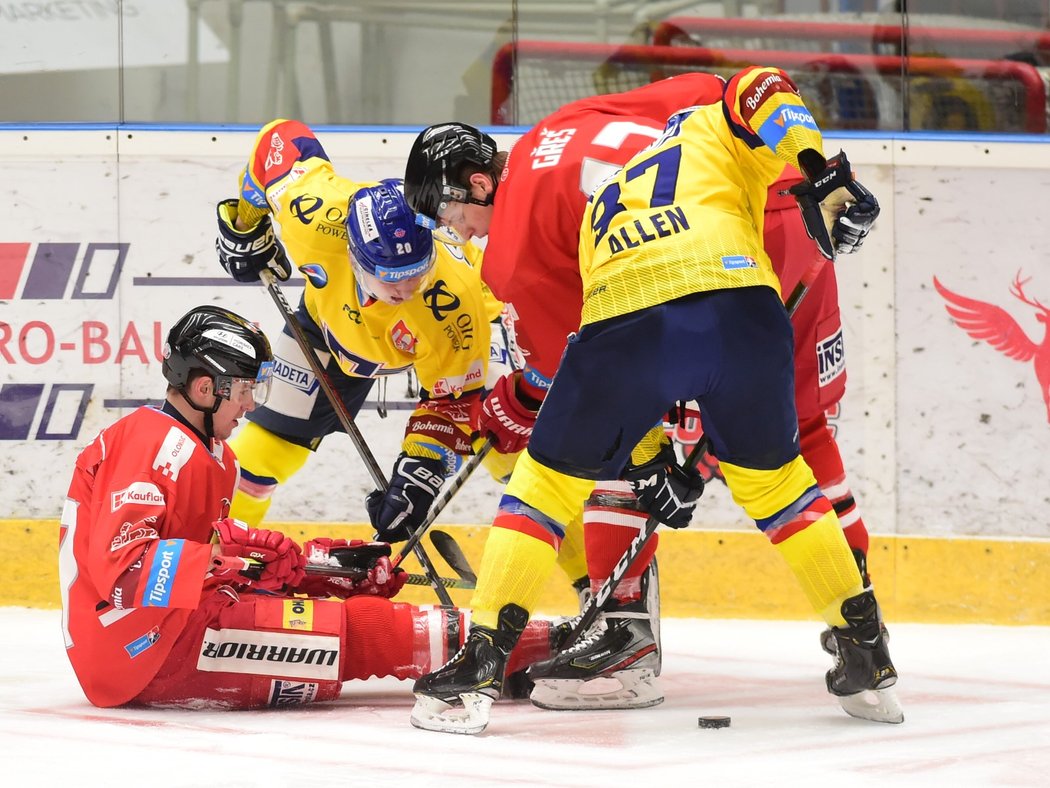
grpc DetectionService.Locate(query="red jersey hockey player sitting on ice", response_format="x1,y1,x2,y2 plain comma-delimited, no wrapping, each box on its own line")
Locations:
404,73,880,710
59,305,557,710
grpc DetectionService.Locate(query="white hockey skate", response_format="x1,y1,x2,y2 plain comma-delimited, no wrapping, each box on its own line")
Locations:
529,560,663,710
410,693,494,736
836,685,905,724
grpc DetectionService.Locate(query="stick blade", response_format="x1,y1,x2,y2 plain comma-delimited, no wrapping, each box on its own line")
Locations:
430,530,477,583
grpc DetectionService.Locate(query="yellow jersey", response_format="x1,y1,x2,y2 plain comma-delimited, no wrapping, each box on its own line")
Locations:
239,119,503,398
578,66,825,326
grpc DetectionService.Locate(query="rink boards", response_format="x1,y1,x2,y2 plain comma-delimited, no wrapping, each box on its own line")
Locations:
0,127,1047,622
5,519,1048,625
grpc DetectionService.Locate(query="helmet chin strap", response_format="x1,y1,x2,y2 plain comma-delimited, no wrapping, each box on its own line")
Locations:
178,383,223,441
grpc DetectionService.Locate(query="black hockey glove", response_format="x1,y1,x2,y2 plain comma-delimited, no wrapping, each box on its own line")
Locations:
788,150,858,261
365,454,445,542
215,198,292,283
623,444,704,528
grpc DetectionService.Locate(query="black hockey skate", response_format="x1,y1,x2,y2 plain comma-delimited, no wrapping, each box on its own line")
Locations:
527,562,663,710
825,589,904,724
820,549,889,655
410,603,528,735
503,575,595,701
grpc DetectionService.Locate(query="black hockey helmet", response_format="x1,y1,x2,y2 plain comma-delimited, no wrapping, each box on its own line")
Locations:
404,122,498,222
162,305,273,409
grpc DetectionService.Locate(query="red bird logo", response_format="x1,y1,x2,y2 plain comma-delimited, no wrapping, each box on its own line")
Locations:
934,271,1050,423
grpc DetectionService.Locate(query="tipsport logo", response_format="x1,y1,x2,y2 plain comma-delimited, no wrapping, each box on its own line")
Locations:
934,271,1050,424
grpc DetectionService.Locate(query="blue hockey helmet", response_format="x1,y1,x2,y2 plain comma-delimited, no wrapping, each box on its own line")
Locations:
346,179,436,285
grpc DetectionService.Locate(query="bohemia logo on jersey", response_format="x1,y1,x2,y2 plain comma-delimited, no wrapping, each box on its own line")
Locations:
934,270,1050,423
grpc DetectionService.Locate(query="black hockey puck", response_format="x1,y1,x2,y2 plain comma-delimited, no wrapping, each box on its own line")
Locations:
697,715,731,729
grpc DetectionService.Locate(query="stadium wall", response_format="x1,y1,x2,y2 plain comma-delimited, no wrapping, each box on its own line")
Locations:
0,127,1047,623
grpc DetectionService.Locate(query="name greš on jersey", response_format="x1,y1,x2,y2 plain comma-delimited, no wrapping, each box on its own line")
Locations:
606,207,690,255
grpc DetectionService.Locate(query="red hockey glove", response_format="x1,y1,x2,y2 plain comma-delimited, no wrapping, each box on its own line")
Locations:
476,371,539,454
696,447,725,486
213,518,306,591
293,538,407,599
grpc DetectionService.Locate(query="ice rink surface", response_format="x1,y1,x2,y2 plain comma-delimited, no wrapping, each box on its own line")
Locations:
2,608,1048,787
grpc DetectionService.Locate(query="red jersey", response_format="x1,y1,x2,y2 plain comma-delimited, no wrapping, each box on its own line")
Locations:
59,405,237,707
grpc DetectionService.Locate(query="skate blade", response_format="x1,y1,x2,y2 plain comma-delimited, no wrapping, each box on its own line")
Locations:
530,670,664,711
410,692,494,735
837,686,904,724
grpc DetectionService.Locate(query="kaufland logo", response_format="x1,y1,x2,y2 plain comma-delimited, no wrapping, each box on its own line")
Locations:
111,482,166,512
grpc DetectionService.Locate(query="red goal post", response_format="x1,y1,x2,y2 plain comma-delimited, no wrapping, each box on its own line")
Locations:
490,40,1046,133
652,15,1050,61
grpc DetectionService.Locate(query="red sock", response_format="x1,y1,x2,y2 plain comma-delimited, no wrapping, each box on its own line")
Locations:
798,411,870,559
583,482,658,602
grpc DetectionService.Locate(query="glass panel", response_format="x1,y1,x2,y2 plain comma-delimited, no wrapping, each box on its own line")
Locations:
0,1,1048,133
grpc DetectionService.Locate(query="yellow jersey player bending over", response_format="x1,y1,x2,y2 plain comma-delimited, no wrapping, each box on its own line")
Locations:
213,120,537,546
410,67,902,734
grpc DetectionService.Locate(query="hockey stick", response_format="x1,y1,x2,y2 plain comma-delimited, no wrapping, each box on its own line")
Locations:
258,269,387,489
549,262,825,653
390,439,491,592
302,563,476,590
257,267,454,607
429,530,478,584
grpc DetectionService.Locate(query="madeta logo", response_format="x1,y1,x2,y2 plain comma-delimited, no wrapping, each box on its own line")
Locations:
934,271,1050,423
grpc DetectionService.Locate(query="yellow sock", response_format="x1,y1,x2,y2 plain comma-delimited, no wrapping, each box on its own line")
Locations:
556,512,588,586
721,455,863,626
469,527,559,629
774,511,864,625
228,422,311,527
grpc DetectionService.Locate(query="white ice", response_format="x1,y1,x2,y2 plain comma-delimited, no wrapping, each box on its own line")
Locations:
2,608,1048,787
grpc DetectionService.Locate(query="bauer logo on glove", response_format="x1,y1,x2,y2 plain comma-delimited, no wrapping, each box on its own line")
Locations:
215,198,293,283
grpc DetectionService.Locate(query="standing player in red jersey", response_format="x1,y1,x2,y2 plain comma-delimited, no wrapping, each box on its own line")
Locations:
404,72,880,710
59,305,558,710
